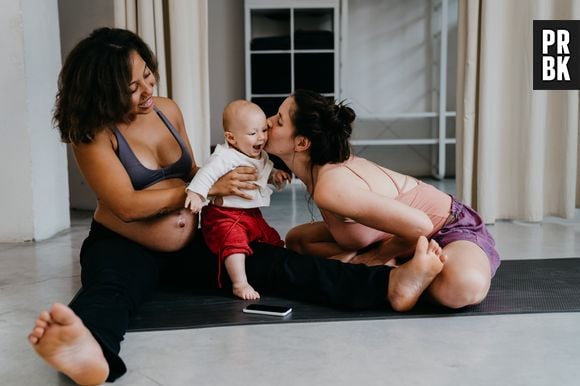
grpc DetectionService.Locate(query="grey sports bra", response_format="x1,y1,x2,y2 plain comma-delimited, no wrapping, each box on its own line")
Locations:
113,107,192,190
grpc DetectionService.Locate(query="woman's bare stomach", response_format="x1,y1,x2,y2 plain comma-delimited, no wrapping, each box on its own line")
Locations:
93,179,198,252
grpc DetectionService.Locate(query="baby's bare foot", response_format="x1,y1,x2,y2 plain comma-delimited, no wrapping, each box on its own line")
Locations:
233,282,261,300
387,237,445,312
28,303,109,385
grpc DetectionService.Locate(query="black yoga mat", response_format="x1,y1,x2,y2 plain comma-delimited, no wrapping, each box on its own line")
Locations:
127,258,580,332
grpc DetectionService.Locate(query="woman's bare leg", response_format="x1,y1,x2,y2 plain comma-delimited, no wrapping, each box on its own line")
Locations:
286,222,355,261
28,303,109,386
427,240,492,309
387,236,446,312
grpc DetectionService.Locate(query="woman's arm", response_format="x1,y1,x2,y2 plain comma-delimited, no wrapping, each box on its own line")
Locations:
73,131,186,222
313,170,433,241
351,237,416,266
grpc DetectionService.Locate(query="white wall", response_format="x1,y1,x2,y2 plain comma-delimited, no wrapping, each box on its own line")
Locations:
344,0,457,176
208,0,245,145
58,0,114,56
58,0,115,210
206,0,457,176
0,0,69,241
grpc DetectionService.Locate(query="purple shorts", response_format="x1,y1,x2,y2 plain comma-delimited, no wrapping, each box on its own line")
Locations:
431,196,501,277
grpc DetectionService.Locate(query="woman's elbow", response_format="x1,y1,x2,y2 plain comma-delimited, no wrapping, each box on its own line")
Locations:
115,208,137,222
421,218,434,236
409,216,433,238
110,203,142,223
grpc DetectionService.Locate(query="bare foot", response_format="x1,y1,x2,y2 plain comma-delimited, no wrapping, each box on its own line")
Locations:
387,237,446,312
233,282,261,300
28,303,109,385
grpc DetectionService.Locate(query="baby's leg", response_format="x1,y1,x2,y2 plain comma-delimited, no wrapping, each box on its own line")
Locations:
225,253,260,300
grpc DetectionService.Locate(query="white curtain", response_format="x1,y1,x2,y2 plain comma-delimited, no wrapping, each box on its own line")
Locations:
114,0,211,164
456,0,580,223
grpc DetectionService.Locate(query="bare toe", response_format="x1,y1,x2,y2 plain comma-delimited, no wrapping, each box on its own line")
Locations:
428,239,440,253
387,236,444,312
246,290,260,300
29,316,49,343
416,236,429,254
29,303,109,385
39,310,52,323
32,326,45,338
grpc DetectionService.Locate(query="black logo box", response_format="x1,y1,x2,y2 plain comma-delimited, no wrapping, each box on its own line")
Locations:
533,20,580,90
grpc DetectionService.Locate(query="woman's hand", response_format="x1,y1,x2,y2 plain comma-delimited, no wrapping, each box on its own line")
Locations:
209,166,258,200
350,236,416,266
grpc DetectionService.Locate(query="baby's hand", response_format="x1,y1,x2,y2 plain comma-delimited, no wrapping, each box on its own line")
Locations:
185,191,204,213
271,169,291,190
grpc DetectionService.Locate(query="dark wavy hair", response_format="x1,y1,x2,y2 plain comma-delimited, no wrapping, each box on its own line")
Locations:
290,89,355,165
53,27,159,144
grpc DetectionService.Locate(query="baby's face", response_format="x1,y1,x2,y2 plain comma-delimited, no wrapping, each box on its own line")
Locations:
228,108,268,159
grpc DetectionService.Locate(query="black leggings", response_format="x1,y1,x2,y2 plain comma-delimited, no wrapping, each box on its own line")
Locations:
70,220,391,382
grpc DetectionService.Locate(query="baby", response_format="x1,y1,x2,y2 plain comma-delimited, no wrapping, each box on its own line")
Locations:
185,100,290,300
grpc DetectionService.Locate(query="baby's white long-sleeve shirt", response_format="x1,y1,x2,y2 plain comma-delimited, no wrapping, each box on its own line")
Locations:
186,143,285,208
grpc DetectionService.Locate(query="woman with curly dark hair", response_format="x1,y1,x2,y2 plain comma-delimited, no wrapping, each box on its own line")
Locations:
27,27,261,384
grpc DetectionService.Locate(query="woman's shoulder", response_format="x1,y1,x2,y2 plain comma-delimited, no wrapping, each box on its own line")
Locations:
153,97,181,117
314,160,356,200
153,97,185,129
321,156,394,176
72,128,117,159
153,96,176,108
315,156,384,194
317,157,360,180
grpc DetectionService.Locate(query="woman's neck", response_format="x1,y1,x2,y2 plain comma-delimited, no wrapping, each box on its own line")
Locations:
280,153,319,194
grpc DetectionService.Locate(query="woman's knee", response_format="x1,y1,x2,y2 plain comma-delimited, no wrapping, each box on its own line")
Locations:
429,268,490,309
285,226,305,253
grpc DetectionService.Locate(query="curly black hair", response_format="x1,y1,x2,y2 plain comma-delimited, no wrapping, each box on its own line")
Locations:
53,28,159,144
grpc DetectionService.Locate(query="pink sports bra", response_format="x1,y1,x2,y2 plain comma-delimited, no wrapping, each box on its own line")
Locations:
320,162,452,251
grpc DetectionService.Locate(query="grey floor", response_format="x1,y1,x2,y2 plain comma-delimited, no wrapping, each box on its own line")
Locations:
2,180,580,386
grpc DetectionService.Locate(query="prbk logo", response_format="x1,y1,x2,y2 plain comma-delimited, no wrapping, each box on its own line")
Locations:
533,20,580,90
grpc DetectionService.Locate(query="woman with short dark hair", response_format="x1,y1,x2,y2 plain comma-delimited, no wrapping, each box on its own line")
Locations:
267,89,500,310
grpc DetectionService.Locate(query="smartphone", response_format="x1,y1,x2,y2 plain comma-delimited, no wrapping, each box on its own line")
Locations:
242,303,293,317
